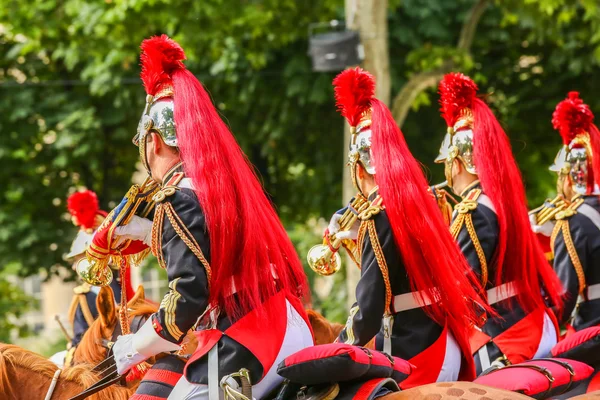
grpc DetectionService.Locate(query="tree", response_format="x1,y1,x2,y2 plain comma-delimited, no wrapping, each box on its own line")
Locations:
0,0,345,276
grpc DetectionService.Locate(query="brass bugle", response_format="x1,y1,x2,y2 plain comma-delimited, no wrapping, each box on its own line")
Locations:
76,176,159,287
75,258,113,286
308,195,369,276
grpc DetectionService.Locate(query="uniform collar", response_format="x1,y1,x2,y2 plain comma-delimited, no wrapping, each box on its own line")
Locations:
459,179,481,198
367,185,380,202
162,161,184,187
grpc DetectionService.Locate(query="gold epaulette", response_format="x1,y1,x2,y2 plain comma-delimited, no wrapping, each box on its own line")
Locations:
358,195,384,221
555,196,585,221
551,196,586,294
450,188,488,287
152,186,179,203
73,282,91,295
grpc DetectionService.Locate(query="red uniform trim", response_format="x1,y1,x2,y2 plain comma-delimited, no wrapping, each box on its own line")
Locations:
352,378,386,400
493,307,545,364
142,368,182,387
588,371,600,392
186,291,301,381
130,395,168,400
399,324,448,389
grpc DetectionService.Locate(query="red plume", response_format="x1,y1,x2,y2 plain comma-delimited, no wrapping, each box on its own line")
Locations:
67,190,100,230
333,67,376,127
438,72,478,128
552,91,594,145
140,34,186,96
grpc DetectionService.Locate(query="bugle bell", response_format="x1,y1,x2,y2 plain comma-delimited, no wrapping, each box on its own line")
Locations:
307,195,369,276
75,257,113,286
307,244,342,276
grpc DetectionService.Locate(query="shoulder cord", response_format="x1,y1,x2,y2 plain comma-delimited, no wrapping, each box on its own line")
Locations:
552,219,586,294
366,219,393,315
152,202,213,289
449,190,488,288
78,295,95,327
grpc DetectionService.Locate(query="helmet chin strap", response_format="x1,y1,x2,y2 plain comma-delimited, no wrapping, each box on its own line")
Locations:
444,145,460,191
138,131,152,176
350,154,368,198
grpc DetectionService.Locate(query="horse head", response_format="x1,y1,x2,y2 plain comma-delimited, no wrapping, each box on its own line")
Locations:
72,285,157,365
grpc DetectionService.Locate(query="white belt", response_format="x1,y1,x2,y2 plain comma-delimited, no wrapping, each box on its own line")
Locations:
586,283,600,301
392,282,518,313
392,290,435,312
487,282,518,305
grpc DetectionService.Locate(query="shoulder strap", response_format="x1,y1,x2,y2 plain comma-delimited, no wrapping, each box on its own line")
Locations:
551,218,586,294
450,188,488,287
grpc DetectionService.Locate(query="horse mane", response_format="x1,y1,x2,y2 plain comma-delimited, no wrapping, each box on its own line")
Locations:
76,300,158,365
0,343,129,400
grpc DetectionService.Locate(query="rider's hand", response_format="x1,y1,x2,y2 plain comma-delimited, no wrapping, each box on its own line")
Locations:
529,214,555,237
113,334,148,375
114,216,153,246
327,209,359,241
113,318,180,375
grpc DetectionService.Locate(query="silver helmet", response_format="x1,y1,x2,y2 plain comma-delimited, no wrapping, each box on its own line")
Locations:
133,88,177,173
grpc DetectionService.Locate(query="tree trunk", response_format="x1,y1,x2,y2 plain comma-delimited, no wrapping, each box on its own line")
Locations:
343,0,390,308
391,0,489,127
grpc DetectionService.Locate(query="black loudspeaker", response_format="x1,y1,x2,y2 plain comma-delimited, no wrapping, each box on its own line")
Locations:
309,26,363,72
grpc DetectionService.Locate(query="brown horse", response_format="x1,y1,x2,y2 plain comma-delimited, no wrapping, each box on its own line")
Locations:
0,343,131,400
72,285,157,365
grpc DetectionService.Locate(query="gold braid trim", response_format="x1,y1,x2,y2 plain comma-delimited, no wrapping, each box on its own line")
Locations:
450,214,465,240
464,214,488,287
366,219,392,315
78,295,95,327
163,202,212,289
554,219,586,294
151,203,167,269
356,220,369,268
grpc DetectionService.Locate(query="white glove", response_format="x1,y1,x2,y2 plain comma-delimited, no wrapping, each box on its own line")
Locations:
113,333,147,375
114,216,153,246
327,212,359,241
113,318,180,375
529,214,555,238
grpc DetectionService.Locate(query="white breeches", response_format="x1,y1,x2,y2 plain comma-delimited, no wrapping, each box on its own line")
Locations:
435,331,461,382
168,300,313,400
532,311,558,359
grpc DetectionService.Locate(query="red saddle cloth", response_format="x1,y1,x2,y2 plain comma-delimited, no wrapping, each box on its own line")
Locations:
473,358,593,399
130,355,185,400
277,343,413,386
551,326,600,367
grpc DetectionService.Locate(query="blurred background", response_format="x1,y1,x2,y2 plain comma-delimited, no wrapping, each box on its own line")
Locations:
0,0,599,354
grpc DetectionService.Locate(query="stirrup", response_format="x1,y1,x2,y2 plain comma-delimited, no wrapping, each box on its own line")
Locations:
296,383,339,400
221,368,253,400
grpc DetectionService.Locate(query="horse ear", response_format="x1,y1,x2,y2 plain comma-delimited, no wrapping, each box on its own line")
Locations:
96,286,117,327
127,285,146,307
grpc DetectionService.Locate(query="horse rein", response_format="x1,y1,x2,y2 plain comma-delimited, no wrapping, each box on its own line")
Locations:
67,313,148,400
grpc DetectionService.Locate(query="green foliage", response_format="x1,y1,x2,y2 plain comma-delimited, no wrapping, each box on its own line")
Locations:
0,0,344,276
392,0,600,207
0,277,36,342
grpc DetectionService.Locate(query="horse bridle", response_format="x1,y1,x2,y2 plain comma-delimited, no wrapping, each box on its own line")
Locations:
68,313,148,400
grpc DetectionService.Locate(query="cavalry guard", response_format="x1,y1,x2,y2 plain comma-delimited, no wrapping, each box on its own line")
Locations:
62,190,130,366
435,72,564,374
328,67,488,387
548,92,600,333
110,35,313,400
